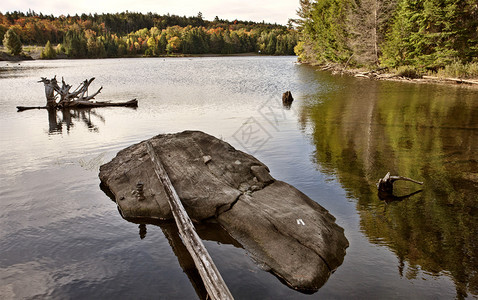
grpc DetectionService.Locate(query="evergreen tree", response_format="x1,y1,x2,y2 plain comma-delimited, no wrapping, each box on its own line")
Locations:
0,24,8,42
158,33,168,54
103,36,119,57
381,0,478,69
3,28,22,55
86,36,106,58
208,31,225,53
117,44,126,56
265,33,277,54
40,40,56,59
63,29,87,58
305,0,354,64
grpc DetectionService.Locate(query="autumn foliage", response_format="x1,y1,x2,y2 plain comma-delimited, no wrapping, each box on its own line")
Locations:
0,11,298,58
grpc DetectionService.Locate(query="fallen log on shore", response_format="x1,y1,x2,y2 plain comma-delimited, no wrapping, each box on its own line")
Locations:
422,75,478,85
99,131,349,293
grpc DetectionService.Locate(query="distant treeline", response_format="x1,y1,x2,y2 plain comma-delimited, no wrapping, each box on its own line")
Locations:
0,11,298,57
295,0,478,74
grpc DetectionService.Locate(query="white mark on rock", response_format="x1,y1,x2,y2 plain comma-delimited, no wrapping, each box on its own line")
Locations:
297,218,305,226
203,155,212,164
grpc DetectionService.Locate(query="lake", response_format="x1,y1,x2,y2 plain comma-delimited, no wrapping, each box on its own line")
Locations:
0,56,477,299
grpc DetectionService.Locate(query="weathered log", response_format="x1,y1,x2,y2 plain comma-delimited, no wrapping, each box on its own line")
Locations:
377,172,423,195
282,91,294,108
145,141,234,300
355,73,370,78
60,99,137,108
422,76,478,85
17,99,138,112
16,106,48,112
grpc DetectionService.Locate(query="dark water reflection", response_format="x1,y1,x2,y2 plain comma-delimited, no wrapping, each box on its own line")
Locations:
44,107,137,134
300,72,478,298
122,218,242,300
46,108,105,134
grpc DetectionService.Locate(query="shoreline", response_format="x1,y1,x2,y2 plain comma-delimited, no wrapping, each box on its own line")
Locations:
0,51,268,62
305,62,478,89
2,51,477,89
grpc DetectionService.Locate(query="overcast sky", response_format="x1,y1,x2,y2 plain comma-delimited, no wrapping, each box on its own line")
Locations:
1,0,299,25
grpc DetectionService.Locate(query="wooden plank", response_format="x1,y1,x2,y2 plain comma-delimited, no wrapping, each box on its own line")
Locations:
146,141,234,300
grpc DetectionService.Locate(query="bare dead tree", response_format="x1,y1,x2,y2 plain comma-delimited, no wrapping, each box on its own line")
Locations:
38,76,103,107
347,0,397,67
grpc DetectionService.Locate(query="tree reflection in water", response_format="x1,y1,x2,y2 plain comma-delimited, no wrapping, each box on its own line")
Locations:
300,74,478,298
47,107,105,134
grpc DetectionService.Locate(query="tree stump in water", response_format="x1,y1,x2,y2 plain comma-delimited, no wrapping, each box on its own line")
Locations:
377,172,423,195
282,91,294,108
39,77,57,107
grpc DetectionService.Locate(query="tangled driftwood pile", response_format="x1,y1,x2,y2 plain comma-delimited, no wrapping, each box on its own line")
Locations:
17,76,137,111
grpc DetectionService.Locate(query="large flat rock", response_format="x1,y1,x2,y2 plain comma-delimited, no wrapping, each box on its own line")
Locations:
99,130,348,292
218,181,348,290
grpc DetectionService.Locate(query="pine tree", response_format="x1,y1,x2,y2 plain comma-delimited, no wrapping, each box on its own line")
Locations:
296,0,314,31
158,33,167,54
3,28,22,55
40,40,56,59
63,29,87,58
86,36,106,58
381,0,478,69
310,0,353,64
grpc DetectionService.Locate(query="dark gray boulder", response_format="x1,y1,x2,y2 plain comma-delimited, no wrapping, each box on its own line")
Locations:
99,130,348,292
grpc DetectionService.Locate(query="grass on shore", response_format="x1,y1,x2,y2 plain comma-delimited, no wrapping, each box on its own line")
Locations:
434,61,478,79
393,62,478,80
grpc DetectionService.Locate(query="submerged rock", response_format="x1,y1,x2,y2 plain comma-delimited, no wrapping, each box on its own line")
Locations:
99,130,348,292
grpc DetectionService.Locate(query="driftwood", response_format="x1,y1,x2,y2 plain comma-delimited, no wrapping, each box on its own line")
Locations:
39,76,103,106
145,141,234,300
377,172,423,195
422,76,478,85
16,77,138,111
17,99,138,112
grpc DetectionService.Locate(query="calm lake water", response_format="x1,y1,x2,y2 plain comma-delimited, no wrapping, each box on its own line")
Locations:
0,56,477,299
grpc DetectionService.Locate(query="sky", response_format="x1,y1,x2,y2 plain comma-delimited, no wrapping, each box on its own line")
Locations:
1,0,299,25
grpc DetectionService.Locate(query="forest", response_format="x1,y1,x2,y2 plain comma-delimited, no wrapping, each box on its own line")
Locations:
295,0,478,77
0,11,298,58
